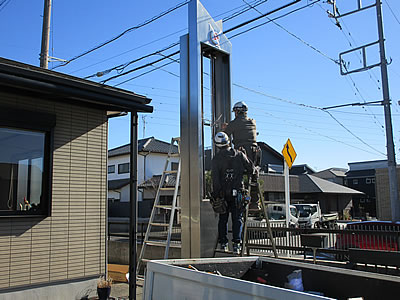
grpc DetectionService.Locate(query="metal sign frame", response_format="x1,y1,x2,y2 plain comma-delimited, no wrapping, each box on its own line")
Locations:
180,0,232,258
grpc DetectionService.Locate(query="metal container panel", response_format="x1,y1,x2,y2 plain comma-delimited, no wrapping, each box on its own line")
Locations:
143,257,333,300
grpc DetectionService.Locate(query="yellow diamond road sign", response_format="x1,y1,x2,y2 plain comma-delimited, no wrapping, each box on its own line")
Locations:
282,138,297,169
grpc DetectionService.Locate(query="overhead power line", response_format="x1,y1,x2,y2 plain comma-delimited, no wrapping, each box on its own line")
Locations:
101,50,179,84
232,82,386,156
227,0,320,39
114,60,176,87
96,0,320,84
324,110,386,156
384,0,400,26
51,0,190,69
262,110,386,157
241,0,338,65
223,0,302,35
70,29,185,75
0,0,12,12
71,0,271,75
84,42,179,79
222,0,270,22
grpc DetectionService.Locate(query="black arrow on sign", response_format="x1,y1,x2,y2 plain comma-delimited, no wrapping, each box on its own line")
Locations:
286,144,293,163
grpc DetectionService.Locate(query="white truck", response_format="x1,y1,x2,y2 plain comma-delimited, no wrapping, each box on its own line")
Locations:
293,203,338,229
267,204,299,227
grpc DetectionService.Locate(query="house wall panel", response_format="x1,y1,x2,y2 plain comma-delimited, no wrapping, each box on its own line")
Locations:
376,167,400,220
0,96,107,289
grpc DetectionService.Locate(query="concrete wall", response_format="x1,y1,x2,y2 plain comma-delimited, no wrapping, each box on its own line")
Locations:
375,167,400,220
0,93,107,292
108,240,181,265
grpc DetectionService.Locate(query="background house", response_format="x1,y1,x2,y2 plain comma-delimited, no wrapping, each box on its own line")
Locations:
258,141,284,173
289,164,316,176
345,160,388,218
0,58,151,299
294,174,363,217
107,137,178,218
314,168,347,185
260,173,362,218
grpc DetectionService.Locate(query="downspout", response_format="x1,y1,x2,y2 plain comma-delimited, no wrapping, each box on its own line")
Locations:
129,112,138,300
138,151,150,202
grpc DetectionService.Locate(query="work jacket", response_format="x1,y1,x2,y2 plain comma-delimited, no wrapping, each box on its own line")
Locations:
211,147,254,199
224,114,257,148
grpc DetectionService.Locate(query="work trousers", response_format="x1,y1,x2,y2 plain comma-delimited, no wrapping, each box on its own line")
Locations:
218,197,243,244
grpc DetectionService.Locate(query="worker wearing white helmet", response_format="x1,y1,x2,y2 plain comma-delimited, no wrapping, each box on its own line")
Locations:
223,101,257,150
211,132,254,254
222,101,261,210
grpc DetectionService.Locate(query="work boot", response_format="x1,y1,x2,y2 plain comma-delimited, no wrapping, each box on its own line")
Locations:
232,242,241,255
219,243,228,252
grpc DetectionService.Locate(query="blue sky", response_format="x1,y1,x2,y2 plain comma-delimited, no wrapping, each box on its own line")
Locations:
1,0,399,171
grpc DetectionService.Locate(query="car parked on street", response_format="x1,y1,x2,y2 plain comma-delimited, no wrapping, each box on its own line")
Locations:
335,221,400,260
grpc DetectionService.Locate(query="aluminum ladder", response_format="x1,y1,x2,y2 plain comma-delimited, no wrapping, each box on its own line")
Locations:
241,182,278,258
137,137,181,275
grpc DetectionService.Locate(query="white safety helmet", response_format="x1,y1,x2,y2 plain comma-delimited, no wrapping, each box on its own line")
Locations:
232,101,248,113
214,132,229,148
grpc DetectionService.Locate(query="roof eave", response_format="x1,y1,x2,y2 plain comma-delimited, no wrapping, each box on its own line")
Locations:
0,58,153,113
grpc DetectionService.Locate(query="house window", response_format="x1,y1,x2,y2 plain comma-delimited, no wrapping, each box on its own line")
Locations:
171,162,179,171
118,163,130,174
353,179,358,185
0,107,55,217
366,178,371,184
372,178,375,183
108,165,115,174
0,129,52,216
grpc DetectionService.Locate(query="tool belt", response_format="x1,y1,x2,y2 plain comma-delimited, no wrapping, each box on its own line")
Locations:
210,196,227,214
234,189,250,213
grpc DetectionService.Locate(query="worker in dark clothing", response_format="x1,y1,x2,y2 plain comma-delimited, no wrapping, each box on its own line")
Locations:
211,132,254,254
222,101,261,210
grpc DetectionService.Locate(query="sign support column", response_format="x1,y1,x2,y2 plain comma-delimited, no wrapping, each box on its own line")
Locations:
282,138,297,248
284,161,290,229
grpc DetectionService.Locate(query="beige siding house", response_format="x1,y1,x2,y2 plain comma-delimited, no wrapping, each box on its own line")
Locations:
0,58,152,299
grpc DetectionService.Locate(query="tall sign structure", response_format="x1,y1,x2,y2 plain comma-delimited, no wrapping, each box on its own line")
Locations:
180,0,232,258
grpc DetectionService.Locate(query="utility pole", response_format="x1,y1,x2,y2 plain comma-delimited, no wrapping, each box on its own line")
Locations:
376,0,399,221
40,0,52,69
331,0,399,221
